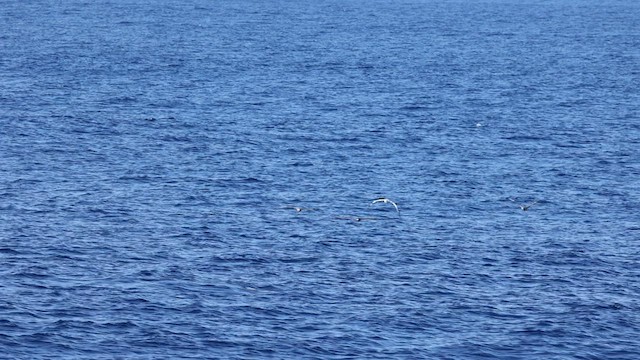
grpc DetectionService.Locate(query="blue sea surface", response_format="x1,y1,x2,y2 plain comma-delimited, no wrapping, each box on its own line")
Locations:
1,0,640,358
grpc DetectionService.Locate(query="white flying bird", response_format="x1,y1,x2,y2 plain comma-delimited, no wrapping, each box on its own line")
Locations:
371,197,399,212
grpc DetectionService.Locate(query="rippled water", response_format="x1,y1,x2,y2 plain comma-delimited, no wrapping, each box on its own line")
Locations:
2,0,640,358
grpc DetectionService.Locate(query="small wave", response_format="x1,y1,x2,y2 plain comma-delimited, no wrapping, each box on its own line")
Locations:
503,134,550,141
399,105,431,111
278,256,319,264
117,175,157,182
241,177,263,183
159,135,193,142
290,161,314,167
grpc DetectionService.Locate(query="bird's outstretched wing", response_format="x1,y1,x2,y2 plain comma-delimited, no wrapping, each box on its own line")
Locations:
371,198,399,212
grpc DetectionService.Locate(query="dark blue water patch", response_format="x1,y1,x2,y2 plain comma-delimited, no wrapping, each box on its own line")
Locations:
0,248,20,255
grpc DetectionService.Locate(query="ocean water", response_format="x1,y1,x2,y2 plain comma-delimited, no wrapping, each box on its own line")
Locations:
1,0,639,358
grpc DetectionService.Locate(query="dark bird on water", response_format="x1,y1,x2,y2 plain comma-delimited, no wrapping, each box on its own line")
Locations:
284,206,317,212
335,215,378,222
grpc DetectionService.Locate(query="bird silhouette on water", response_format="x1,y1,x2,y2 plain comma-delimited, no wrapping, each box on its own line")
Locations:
334,215,379,222
519,200,538,211
507,197,539,211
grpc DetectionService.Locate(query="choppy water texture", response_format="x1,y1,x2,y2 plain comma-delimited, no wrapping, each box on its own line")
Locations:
2,0,640,358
